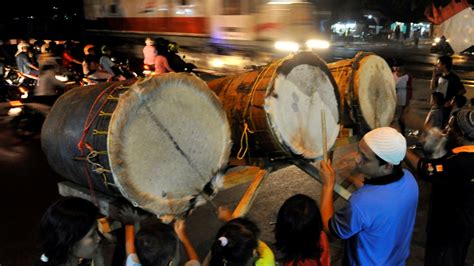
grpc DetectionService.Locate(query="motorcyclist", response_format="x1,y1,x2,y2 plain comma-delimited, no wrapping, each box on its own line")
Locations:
143,38,157,71
82,44,113,83
99,45,125,80
15,42,39,76
61,41,82,73
166,42,196,72
34,63,65,106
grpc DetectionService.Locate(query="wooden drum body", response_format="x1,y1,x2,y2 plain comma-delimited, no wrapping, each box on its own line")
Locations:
207,51,341,160
328,52,396,133
41,74,231,216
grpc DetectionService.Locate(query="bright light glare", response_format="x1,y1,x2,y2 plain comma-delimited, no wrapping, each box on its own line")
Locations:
306,39,330,49
210,58,224,68
274,41,300,52
55,75,68,82
434,37,441,43
8,107,23,117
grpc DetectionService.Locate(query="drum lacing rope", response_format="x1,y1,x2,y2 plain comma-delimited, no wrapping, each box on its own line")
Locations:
76,84,126,205
237,58,284,160
85,150,114,188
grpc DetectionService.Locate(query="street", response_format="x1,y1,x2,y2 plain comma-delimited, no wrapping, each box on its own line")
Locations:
0,42,473,265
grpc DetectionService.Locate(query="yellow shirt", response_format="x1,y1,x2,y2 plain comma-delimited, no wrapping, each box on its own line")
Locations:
255,240,275,266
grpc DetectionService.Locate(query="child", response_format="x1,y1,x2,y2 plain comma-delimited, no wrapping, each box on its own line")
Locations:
120,206,199,266
204,207,275,266
274,194,330,266
424,92,444,130
38,197,102,265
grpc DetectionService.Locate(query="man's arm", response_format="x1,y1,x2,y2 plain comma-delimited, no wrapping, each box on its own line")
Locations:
430,68,439,91
319,160,335,233
174,219,199,262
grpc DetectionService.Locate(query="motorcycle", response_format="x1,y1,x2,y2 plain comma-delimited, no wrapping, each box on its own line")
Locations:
1,66,23,102
7,70,76,139
111,58,138,79
430,36,454,55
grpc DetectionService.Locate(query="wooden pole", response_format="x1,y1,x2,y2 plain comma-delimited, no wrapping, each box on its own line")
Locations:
232,168,270,218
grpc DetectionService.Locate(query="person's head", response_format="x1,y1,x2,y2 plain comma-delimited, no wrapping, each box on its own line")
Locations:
135,217,178,266
210,218,260,266
18,42,29,52
450,95,467,109
436,55,453,72
392,59,405,76
40,43,50,54
357,127,406,177
430,92,445,107
168,42,179,54
83,44,95,55
422,127,448,158
101,45,111,55
39,197,100,265
274,194,323,263
145,38,155,46
447,109,474,145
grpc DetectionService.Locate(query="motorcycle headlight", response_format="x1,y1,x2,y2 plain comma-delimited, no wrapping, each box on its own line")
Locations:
306,39,330,49
55,75,68,82
274,41,300,52
210,58,224,68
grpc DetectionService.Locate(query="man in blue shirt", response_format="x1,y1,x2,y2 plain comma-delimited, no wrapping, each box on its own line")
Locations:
15,43,39,76
320,127,419,265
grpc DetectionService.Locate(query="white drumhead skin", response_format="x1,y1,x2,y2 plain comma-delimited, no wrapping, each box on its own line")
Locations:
356,55,396,129
108,74,231,215
266,64,339,159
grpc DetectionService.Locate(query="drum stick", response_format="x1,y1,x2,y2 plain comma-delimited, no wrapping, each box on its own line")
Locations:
321,109,328,162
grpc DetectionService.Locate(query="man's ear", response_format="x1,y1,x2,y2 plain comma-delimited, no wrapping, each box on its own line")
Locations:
381,163,394,174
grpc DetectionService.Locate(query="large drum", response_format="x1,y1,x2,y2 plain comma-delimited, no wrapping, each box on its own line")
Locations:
207,51,341,160
327,52,396,133
41,74,232,216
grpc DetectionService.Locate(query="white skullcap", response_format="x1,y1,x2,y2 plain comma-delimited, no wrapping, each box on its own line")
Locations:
362,127,407,165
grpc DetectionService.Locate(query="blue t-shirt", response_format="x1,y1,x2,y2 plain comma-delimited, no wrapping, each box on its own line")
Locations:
330,169,419,266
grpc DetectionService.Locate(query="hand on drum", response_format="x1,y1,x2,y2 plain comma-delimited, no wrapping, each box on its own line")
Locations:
217,206,233,222
319,159,336,188
118,205,150,225
174,219,188,241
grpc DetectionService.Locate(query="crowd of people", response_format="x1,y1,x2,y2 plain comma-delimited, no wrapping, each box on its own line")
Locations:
17,41,471,265
4,37,195,103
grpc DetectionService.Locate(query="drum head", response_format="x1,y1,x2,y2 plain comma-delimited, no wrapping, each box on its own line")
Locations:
108,74,231,215
355,54,396,129
266,52,340,159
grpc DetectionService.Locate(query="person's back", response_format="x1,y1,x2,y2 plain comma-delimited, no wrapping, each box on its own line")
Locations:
154,54,174,74
143,38,157,67
337,169,418,265
99,45,119,77
35,64,65,99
